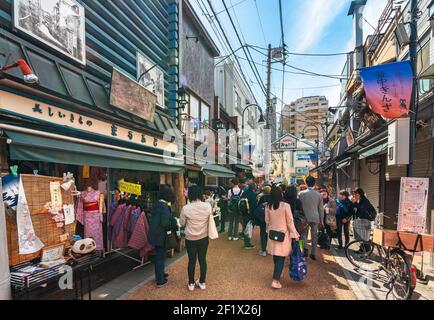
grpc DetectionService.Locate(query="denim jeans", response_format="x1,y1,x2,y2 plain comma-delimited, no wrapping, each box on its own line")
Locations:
337,219,350,247
186,237,209,284
302,222,319,256
154,245,166,284
259,223,268,251
273,256,285,280
228,210,240,238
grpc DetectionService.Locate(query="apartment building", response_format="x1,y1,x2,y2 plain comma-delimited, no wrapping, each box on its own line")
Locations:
281,96,330,141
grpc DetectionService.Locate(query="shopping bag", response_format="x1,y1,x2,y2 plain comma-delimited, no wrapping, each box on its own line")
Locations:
208,214,219,240
289,240,307,282
244,220,253,239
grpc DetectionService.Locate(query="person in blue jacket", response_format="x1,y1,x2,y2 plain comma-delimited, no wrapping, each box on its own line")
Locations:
148,185,177,288
335,190,353,249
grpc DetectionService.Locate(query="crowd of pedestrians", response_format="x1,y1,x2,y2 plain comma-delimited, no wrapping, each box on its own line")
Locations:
146,176,377,291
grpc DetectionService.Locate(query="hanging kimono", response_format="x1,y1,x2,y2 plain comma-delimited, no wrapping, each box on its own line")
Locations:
76,190,105,250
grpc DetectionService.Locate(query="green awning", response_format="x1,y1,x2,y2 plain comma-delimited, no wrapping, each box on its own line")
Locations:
235,163,252,171
6,131,184,173
358,143,388,160
202,164,235,178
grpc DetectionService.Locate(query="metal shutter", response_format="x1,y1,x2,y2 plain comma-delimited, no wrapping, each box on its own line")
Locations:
359,159,381,212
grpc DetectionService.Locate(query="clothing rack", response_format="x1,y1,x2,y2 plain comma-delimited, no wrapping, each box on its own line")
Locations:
105,177,154,270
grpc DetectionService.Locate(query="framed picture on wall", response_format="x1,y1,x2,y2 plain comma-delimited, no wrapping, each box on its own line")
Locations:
13,0,86,65
137,52,165,107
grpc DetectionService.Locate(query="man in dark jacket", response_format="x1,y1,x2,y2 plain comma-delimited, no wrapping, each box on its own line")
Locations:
241,182,258,249
352,188,377,252
148,185,176,288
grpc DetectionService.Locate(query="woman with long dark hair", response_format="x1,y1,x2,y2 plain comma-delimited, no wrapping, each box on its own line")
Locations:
266,186,300,289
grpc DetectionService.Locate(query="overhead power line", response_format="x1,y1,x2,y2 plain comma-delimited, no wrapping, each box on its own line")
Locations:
221,0,267,96
204,0,261,104
253,0,267,47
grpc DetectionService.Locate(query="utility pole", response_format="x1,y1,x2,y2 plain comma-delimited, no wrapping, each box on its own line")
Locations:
264,44,272,183
407,0,418,178
265,44,272,132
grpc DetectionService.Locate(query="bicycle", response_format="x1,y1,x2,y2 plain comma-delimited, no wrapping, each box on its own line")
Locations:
344,213,417,300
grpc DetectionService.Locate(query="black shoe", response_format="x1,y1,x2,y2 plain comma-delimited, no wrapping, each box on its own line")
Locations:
309,254,316,261
303,249,309,258
157,279,168,288
338,245,343,250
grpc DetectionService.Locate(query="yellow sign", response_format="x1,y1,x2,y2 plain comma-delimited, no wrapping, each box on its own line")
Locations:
118,180,142,196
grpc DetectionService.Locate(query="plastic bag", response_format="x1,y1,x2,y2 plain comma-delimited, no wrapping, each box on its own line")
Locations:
244,220,254,239
289,240,307,282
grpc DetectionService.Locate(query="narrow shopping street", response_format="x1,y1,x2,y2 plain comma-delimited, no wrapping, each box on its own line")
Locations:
124,229,356,300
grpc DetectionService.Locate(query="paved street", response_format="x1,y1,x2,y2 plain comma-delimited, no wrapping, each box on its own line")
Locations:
122,229,356,300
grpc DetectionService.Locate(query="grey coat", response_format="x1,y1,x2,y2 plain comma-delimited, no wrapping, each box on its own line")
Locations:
298,188,324,224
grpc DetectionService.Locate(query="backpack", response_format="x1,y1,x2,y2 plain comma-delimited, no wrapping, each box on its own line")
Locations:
318,230,330,250
228,188,242,213
253,203,266,225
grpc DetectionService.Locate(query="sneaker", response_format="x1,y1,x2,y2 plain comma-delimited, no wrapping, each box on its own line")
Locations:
228,236,233,241
233,237,239,241
259,250,267,257
188,283,195,292
271,280,282,289
156,279,168,288
195,280,206,290
244,245,255,250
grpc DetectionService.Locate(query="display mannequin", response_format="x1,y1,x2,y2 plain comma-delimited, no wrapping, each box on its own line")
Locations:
76,186,105,251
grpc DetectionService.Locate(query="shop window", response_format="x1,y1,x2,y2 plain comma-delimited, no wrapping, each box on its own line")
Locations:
205,176,218,186
201,103,210,125
190,95,200,120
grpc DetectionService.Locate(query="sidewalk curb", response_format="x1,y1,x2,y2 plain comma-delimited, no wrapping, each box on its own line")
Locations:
117,252,187,300
330,247,368,300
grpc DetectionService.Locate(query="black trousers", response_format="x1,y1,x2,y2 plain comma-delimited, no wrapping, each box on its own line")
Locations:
273,256,285,280
259,222,267,251
186,237,209,284
337,219,350,247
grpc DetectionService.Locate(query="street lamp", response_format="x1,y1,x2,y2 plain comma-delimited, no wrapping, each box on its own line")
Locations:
241,103,266,139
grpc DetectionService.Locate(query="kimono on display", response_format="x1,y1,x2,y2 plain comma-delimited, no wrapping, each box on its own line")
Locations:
108,202,155,257
76,188,105,250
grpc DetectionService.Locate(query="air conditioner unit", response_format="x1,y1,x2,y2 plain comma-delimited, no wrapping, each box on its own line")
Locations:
388,117,409,166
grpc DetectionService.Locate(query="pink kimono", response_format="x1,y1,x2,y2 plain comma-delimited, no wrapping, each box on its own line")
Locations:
265,202,300,257
77,190,105,250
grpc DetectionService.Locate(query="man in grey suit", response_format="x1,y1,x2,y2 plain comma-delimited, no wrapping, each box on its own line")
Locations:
298,176,324,260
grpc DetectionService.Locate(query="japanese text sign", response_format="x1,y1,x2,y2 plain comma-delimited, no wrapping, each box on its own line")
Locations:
360,61,413,119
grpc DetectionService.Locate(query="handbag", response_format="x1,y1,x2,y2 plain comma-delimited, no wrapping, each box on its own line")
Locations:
208,214,219,240
165,230,178,250
269,230,285,242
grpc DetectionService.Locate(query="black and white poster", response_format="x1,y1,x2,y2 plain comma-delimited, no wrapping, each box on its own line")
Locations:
13,0,86,65
137,52,165,107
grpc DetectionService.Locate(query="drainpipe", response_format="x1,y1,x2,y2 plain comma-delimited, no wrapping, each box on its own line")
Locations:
0,175,11,300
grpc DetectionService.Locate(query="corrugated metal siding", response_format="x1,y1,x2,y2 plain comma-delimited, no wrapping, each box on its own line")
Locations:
359,159,381,212
0,0,170,106
414,139,433,177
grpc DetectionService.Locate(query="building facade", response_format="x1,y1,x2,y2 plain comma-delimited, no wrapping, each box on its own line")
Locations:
280,96,330,141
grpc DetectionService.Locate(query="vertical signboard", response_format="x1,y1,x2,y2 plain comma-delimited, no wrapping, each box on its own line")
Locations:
398,177,429,234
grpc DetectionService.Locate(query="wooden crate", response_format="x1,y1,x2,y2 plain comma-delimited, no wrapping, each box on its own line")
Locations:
373,229,434,253
6,174,76,266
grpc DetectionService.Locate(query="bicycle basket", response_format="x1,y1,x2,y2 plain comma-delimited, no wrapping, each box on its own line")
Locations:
353,219,372,242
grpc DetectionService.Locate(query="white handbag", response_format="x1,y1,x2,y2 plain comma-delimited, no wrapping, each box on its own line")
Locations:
208,214,219,240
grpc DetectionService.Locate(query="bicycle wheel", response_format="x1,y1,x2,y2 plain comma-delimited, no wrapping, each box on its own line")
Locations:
387,249,414,300
345,240,382,272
